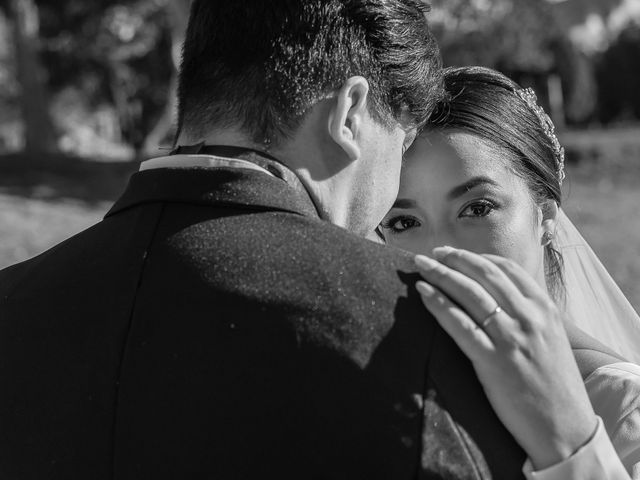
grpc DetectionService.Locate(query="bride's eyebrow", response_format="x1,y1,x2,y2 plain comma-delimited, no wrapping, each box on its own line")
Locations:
446,176,499,200
392,198,417,209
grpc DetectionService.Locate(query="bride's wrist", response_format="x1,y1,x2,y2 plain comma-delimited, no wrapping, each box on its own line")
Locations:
528,413,599,471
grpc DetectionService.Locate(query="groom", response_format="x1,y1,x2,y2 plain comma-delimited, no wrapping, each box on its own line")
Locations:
0,1,526,478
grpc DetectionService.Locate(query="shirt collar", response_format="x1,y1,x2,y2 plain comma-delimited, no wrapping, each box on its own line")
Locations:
139,154,275,177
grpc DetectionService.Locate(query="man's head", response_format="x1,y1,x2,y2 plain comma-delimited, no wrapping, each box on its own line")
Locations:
176,0,442,235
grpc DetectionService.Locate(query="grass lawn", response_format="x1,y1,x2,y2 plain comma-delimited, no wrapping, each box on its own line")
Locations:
0,193,109,265
560,127,640,313
1,133,640,313
0,154,135,271
562,177,640,312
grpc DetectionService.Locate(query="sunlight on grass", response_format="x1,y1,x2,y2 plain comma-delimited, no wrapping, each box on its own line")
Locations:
0,194,109,267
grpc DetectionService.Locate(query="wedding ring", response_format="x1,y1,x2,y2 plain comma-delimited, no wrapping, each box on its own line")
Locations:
481,306,502,329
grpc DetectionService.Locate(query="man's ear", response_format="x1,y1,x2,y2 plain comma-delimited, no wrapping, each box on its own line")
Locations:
327,76,370,161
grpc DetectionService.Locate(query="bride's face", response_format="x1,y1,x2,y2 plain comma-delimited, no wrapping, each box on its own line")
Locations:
380,130,549,287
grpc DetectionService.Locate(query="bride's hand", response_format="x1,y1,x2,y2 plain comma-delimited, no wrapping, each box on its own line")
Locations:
415,246,598,470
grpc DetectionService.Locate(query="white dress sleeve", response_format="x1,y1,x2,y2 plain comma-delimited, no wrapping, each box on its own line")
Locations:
521,361,640,480
522,417,630,479
586,362,640,478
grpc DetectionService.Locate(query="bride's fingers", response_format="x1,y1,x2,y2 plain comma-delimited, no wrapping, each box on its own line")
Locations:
415,281,494,361
431,247,526,317
415,255,503,324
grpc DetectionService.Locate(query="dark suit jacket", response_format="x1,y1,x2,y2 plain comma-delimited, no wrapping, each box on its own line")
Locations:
0,151,526,479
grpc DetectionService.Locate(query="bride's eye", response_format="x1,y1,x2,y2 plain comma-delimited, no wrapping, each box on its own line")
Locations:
459,200,495,218
380,216,420,234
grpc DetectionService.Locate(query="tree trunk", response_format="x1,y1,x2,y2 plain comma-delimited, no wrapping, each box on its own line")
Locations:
166,0,190,69
547,74,566,130
10,0,57,155
142,74,178,157
142,0,190,156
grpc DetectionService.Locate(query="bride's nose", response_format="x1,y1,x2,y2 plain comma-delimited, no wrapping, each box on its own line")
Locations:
426,229,458,255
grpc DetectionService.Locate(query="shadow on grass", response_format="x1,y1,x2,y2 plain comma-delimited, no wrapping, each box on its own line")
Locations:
0,152,140,205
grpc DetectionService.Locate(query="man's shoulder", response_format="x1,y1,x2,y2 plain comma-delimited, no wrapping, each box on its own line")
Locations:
169,208,421,300
189,207,415,269
286,213,416,270
0,260,28,296
145,205,430,335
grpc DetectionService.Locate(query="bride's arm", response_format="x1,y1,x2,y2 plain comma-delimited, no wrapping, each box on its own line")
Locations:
414,246,632,479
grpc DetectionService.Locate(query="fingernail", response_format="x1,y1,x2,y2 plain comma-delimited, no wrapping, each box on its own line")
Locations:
415,255,439,271
432,245,454,259
416,281,434,297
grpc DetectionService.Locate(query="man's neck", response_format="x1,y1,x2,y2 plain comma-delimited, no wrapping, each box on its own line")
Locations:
177,129,360,234
176,130,270,156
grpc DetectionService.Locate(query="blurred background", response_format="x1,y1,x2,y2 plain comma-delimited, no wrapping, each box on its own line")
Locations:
0,0,639,310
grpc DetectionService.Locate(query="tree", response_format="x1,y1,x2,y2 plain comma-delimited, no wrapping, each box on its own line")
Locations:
429,0,558,73
38,0,177,158
5,0,57,155
428,0,598,125
142,0,190,154
596,22,640,123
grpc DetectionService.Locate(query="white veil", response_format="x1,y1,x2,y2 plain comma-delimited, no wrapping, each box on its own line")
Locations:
556,209,640,363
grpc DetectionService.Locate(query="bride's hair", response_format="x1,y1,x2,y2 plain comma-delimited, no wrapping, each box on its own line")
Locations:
425,66,565,300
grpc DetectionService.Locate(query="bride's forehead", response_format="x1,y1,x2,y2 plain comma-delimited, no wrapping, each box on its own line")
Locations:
408,131,514,177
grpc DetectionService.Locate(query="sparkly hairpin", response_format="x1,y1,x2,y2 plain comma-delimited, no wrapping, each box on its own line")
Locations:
516,87,566,185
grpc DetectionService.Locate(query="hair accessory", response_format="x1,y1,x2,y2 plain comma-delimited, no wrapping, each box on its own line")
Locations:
542,230,554,246
515,88,566,185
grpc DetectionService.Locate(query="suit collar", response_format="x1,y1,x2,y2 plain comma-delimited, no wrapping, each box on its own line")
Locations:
106,164,319,219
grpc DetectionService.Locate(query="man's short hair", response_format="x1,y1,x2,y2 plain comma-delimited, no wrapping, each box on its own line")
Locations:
177,0,442,145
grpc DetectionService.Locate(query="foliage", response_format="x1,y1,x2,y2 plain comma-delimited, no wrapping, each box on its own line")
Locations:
37,0,176,154
596,22,640,124
428,0,600,124
429,0,561,73
1,0,639,157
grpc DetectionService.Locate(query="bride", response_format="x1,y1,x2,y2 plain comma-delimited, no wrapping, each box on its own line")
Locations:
378,66,640,478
